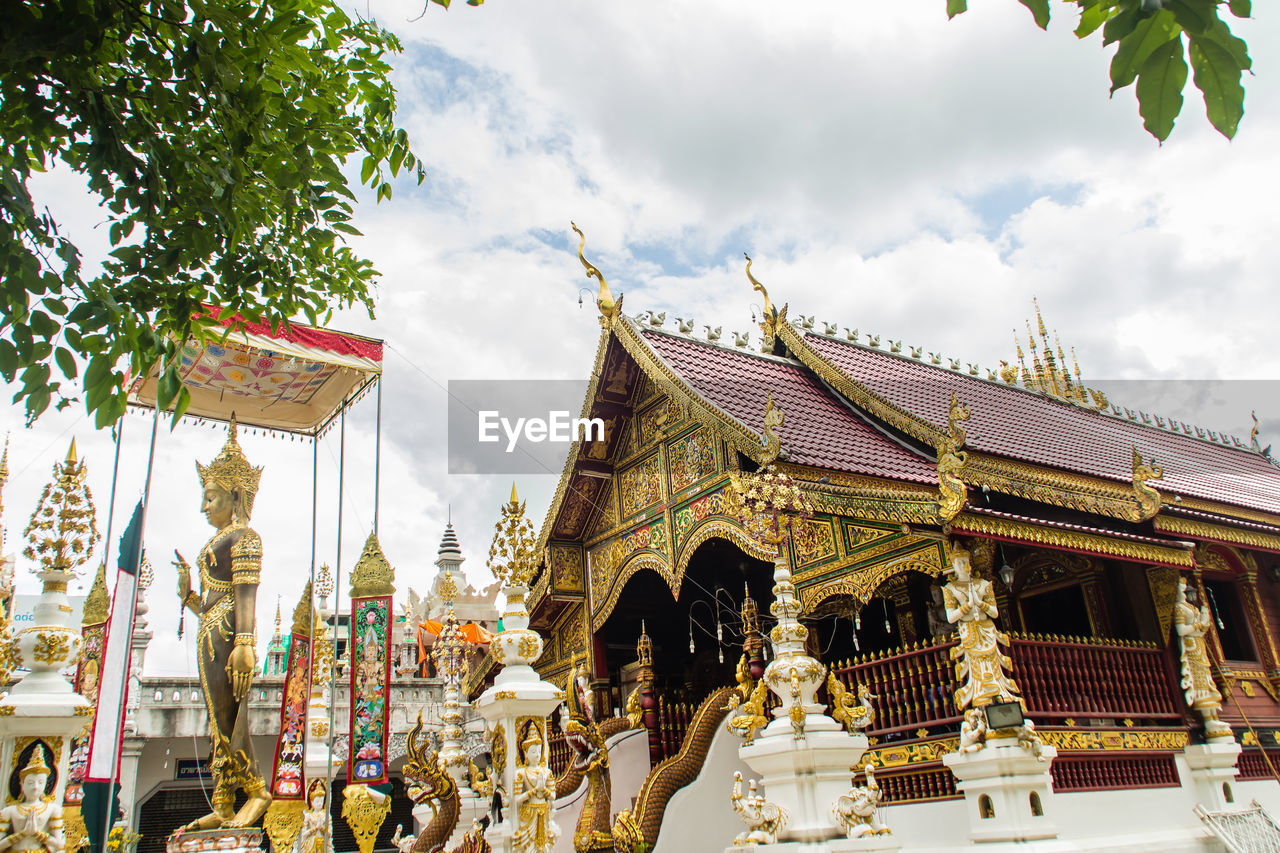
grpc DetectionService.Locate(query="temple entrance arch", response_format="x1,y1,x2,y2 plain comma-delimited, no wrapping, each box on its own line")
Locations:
805,569,949,665
595,536,773,709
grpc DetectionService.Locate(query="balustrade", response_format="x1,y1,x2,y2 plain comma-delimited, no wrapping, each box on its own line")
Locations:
1050,753,1179,791
1237,750,1280,781
828,634,1181,736
875,765,958,803
1010,634,1179,722
547,727,572,777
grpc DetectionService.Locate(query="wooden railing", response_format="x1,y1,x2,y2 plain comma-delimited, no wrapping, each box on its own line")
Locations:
829,639,960,736
1237,749,1280,781
657,697,695,760
1050,753,1180,791
1010,634,1180,722
827,634,1181,735
876,765,958,803
547,727,572,777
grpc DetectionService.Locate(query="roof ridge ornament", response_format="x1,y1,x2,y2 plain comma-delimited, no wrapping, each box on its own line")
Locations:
937,392,970,523
1131,447,1163,522
571,222,621,329
1004,301,1108,411
745,253,787,354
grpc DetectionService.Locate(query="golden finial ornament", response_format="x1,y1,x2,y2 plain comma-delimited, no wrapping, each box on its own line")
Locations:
24,438,98,578
138,552,154,591
572,222,621,328
745,253,788,354
1006,301,1107,410
82,561,109,626
487,483,537,588
196,417,264,520
350,532,395,598
20,747,51,779
317,563,334,598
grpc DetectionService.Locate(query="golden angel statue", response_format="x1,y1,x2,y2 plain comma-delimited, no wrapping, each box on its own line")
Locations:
0,750,64,853
174,421,271,828
942,542,1021,711
1174,578,1233,741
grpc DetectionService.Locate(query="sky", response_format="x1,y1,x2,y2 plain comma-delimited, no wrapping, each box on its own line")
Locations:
2,1,1279,676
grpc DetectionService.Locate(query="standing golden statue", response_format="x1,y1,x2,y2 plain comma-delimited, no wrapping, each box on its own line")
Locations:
942,541,1021,711
174,420,271,828
1174,578,1233,740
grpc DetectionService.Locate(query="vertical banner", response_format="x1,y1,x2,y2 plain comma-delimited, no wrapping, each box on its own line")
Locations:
348,595,392,784
270,611,313,797
67,590,107,807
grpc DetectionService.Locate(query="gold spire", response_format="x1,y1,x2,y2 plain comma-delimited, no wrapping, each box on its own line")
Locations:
272,596,283,641
82,561,109,626
23,439,98,577
1007,301,1107,411
291,580,314,637
350,532,395,598
572,222,621,328
196,417,263,519
488,484,537,588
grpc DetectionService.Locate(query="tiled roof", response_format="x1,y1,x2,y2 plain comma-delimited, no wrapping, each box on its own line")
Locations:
802,332,1280,517
638,328,937,485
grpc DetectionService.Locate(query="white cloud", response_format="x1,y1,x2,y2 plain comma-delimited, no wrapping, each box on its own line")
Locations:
3,0,1279,675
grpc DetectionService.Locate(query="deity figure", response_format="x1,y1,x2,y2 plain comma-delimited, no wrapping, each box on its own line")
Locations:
1174,578,1234,740
295,782,332,853
0,750,64,853
943,543,1021,711
174,421,271,828
355,625,384,705
512,730,558,853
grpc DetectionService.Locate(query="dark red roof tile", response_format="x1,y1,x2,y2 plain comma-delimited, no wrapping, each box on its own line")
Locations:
804,332,1280,516
638,326,936,484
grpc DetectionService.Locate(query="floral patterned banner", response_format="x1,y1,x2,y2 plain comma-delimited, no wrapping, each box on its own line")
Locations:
347,596,392,785
65,621,106,808
269,632,312,799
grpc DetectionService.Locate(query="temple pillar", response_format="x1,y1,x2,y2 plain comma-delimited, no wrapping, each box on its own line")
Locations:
942,737,1059,843
117,736,146,830
1182,741,1242,812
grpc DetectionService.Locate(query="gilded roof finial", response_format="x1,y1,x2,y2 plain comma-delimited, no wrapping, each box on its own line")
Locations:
745,253,787,354
1252,411,1262,452
24,439,98,577
82,561,109,626
1034,296,1048,339
571,222,621,328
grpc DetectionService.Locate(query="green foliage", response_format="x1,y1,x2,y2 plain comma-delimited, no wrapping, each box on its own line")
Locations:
948,0,1252,142
0,0,473,428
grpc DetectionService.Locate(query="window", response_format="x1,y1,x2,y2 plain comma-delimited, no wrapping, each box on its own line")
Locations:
1202,578,1257,662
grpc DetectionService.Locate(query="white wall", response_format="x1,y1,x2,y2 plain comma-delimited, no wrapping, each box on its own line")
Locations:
651,726,754,853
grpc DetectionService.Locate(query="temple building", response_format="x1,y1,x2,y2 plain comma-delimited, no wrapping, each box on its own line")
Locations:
517,279,1280,848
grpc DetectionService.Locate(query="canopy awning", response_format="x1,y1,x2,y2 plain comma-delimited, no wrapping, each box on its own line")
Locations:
418,620,494,645
128,313,383,434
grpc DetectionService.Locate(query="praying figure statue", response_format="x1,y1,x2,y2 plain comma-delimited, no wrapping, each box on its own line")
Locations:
0,749,64,853
1174,578,1234,741
174,420,271,828
943,542,1021,711
511,730,558,853
295,781,333,853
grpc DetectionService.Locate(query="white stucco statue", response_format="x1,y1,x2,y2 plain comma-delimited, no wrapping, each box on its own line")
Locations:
958,707,987,754
730,772,788,847
1174,578,1234,741
0,751,63,853
832,761,891,839
295,781,333,853
512,730,558,853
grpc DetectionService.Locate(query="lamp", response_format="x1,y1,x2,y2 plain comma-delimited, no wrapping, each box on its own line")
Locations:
983,700,1025,731
998,545,1014,588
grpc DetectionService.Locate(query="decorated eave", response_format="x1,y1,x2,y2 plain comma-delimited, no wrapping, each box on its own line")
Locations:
776,321,1280,528
128,311,383,435
529,312,945,621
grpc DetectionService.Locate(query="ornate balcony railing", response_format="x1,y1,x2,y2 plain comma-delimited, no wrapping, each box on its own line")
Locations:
1009,634,1180,722
1050,753,1180,792
827,633,1182,736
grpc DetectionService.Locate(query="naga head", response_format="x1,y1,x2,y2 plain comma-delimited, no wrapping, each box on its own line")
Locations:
562,656,607,772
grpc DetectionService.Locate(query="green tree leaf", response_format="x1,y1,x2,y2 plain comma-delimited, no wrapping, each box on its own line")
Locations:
1189,34,1245,138
1228,0,1251,18
1136,35,1188,141
947,0,968,19
1018,0,1051,30
1110,11,1179,93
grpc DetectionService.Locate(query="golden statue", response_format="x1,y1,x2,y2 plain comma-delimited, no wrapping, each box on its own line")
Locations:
512,729,558,853
943,542,1021,712
1174,578,1233,740
0,750,64,853
174,420,271,828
